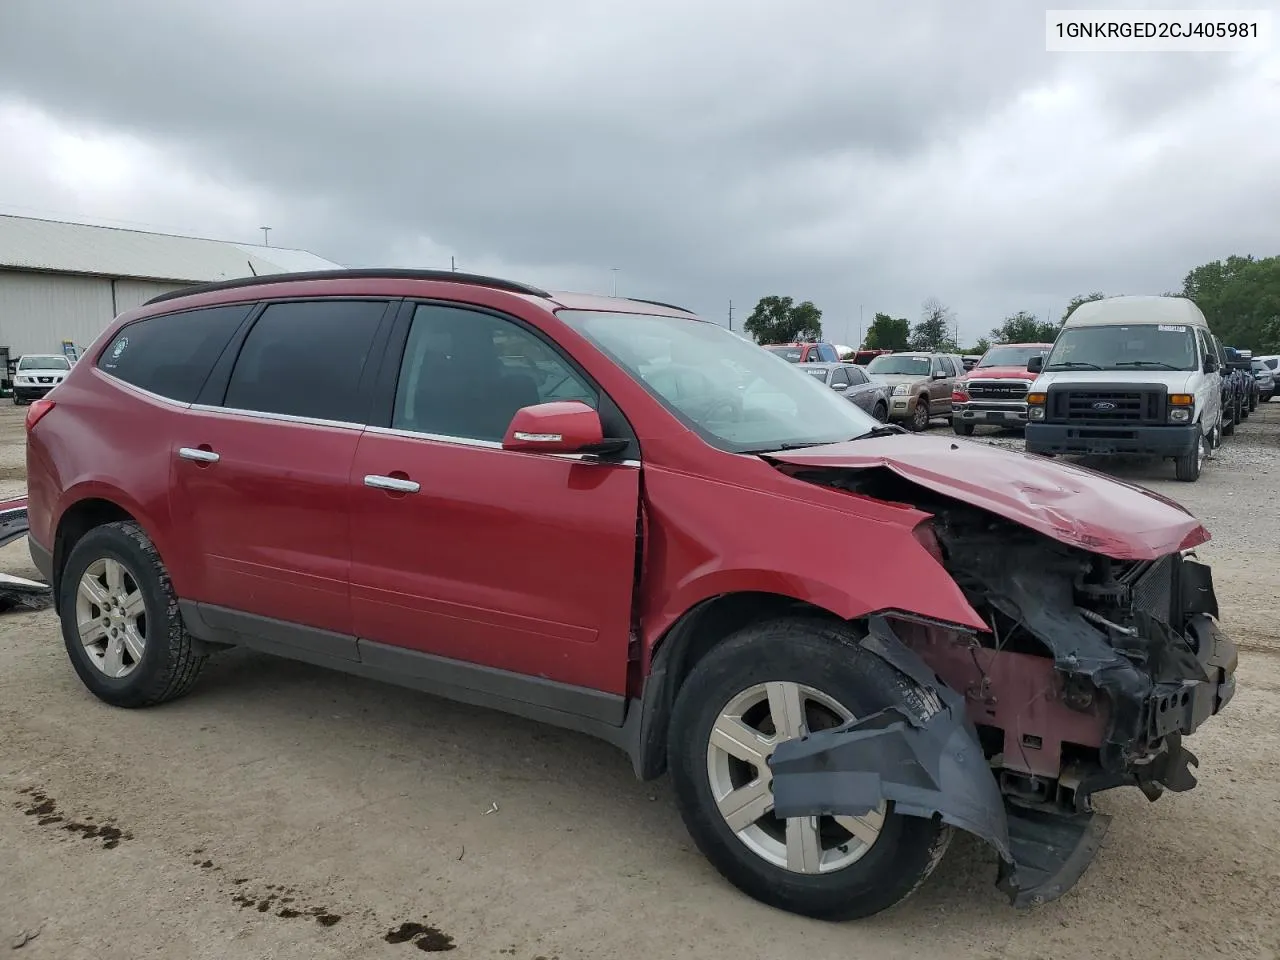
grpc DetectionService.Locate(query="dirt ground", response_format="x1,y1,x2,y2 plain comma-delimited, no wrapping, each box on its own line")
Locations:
1,399,1278,960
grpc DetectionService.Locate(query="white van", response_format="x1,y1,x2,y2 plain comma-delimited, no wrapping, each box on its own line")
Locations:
1023,296,1222,482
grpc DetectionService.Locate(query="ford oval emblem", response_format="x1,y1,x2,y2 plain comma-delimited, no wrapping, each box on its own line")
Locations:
1092,401,1116,410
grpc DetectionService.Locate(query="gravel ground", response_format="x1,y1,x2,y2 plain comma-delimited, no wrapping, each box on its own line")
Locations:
1,400,1278,960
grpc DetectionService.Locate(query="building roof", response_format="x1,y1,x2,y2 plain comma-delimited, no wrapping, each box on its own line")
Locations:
0,214,342,284
1065,295,1208,329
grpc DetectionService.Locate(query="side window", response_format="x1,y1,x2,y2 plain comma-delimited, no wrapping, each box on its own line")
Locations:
392,304,597,442
846,366,868,385
934,356,952,376
1196,329,1212,367
222,300,387,422
830,368,849,387
818,344,838,362
98,304,251,403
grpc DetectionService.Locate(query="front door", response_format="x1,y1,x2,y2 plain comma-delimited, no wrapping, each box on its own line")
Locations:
349,302,641,698
169,298,394,641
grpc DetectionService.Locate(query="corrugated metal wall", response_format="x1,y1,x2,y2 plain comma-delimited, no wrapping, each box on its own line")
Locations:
0,270,183,356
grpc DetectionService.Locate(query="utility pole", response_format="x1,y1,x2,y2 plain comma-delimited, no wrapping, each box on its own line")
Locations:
610,267,620,297
260,226,271,247
451,256,457,272
858,304,864,348
728,299,734,331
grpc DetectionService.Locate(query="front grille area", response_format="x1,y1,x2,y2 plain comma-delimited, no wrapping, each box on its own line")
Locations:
36,376,53,384
967,380,1028,401
1129,554,1176,626
1047,386,1165,424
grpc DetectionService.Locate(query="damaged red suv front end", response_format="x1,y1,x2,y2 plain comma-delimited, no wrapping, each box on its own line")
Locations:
763,435,1237,905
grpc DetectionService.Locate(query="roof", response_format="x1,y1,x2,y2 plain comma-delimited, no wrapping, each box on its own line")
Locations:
0,214,342,284
1065,295,1207,329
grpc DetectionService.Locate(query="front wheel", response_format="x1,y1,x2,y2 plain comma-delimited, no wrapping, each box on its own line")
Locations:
952,420,974,436
909,399,930,432
1174,431,1206,482
667,619,951,920
872,401,888,423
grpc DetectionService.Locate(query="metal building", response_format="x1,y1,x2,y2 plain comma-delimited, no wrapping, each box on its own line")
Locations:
0,214,342,363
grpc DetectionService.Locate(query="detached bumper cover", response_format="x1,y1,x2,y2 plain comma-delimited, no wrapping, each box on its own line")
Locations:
771,617,1093,907
1025,423,1198,457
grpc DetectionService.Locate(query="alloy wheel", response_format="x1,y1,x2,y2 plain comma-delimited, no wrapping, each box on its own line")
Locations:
75,557,148,679
706,681,886,874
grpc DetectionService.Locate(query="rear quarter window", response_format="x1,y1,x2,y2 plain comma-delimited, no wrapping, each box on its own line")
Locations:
98,304,253,403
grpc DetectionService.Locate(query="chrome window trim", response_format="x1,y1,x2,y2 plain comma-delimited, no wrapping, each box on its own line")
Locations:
365,425,640,467
94,368,193,409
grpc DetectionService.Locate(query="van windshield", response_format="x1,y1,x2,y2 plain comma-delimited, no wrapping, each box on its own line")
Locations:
557,310,879,453
1044,324,1197,372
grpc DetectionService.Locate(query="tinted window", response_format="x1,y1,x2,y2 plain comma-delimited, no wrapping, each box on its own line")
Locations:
99,304,251,402
223,300,386,421
818,344,838,362
393,304,596,442
846,366,868,385
830,368,849,387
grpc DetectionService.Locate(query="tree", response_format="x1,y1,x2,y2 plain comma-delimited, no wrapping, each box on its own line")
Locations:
1180,255,1280,351
910,297,957,352
963,337,992,355
1062,292,1106,324
989,310,1060,344
862,312,910,351
743,295,824,344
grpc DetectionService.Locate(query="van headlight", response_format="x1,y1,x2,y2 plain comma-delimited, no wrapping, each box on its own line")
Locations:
1028,406,1046,420
1169,407,1191,423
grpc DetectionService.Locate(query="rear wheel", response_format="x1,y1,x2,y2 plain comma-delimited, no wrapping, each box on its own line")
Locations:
667,618,951,920
909,398,930,431
59,520,207,708
1174,431,1206,482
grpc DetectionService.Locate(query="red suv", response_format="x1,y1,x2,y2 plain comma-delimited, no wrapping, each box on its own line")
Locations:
25,270,1236,920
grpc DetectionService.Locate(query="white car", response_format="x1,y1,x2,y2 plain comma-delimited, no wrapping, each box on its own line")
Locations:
11,354,72,405
1256,355,1279,400
1024,296,1223,482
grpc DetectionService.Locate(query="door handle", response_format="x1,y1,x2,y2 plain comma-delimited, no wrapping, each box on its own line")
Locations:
364,474,420,494
179,447,220,464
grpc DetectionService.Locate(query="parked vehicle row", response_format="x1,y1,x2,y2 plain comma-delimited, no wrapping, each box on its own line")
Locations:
23,268,1237,921
798,362,890,420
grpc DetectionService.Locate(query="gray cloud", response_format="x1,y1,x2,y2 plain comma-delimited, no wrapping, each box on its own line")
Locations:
1,0,1277,344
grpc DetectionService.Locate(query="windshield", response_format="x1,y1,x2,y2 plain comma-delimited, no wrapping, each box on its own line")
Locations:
764,345,803,362
557,311,879,453
978,345,1046,368
1044,324,1197,371
867,355,930,376
18,355,70,370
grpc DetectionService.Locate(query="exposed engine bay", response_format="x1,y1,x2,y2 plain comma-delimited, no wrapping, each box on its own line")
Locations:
766,464,1238,906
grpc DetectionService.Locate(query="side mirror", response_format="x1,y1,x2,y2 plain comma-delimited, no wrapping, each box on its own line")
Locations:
503,401,620,455
831,382,848,391
931,370,947,380
1027,355,1044,373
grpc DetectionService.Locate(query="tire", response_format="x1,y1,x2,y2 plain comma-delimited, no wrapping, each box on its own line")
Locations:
1174,431,1206,482
909,398,930,432
952,420,974,436
872,401,888,423
667,618,952,921
58,520,207,708
1222,404,1235,436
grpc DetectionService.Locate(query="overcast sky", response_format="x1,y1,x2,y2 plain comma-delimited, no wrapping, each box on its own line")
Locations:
1,0,1277,346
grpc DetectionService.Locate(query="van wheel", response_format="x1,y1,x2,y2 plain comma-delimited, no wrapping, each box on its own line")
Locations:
1174,433,1206,482
1222,407,1235,436
952,420,974,436
667,618,951,920
910,399,930,431
58,520,207,708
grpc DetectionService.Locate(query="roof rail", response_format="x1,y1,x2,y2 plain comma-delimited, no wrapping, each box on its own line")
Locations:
626,297,695,314
143,268,551,306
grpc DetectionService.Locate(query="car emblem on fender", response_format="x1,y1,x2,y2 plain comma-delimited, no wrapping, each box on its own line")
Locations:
1092,401,1116,410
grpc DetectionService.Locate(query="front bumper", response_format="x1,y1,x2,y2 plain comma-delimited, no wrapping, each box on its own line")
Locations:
13,384,55,400
1025,422,1198,457
954,401,1027,424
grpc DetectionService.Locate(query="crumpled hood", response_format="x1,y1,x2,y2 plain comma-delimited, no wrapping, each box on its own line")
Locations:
770,435,1209,560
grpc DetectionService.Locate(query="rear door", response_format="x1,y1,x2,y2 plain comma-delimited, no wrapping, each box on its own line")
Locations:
929,355,954,411
169,298,395,647
348,301,642,703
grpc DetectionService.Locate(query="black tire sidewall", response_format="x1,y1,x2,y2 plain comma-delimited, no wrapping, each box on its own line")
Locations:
668,620,948,920
912,400,929,431
59,524,176,705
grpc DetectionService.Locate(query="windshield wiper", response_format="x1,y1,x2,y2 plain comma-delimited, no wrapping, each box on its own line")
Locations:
850,424,907,440
1046,361,1102,369
1114,360,1180,369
